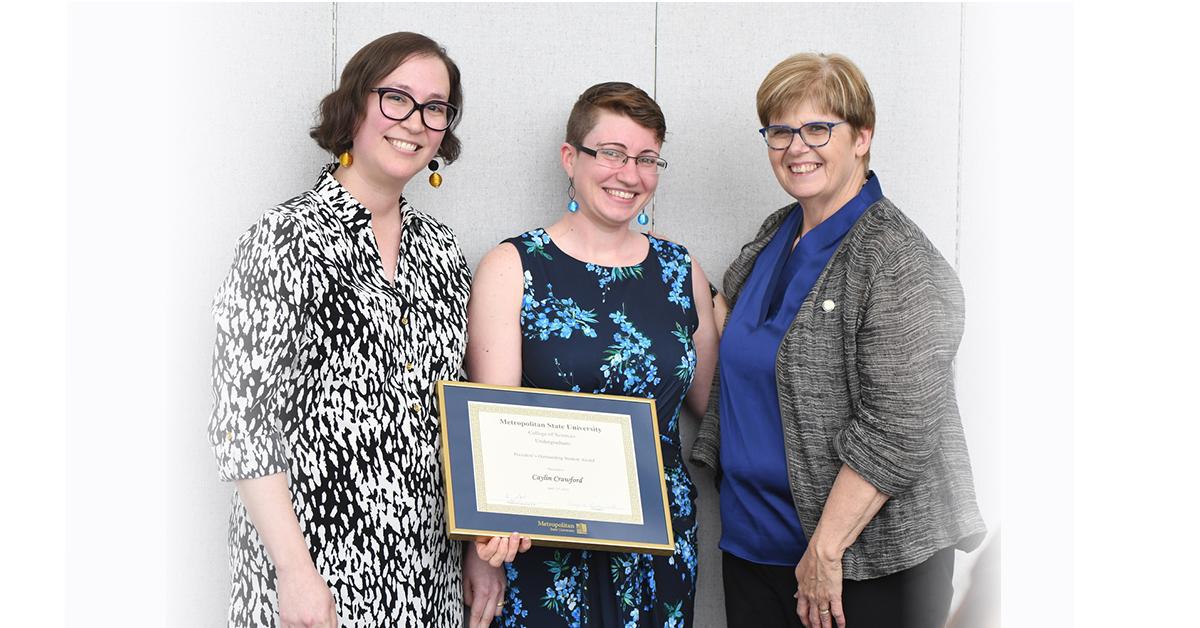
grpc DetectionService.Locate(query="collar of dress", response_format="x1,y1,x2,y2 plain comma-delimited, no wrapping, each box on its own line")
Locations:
313,162,409,234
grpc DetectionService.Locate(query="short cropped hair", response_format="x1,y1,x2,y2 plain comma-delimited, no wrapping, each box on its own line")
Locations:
756,53,875,173
310,32,463,164
565,82,666,147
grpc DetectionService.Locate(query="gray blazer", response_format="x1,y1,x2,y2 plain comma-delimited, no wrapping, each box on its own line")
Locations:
691,197,986,580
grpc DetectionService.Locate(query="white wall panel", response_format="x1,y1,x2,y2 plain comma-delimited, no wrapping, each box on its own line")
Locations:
168,5,334,620
68,4,331,624
956,3,1072,624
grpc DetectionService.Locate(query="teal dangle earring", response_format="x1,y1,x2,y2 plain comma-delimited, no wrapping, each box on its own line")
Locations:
567,180,579,213
636,207,649,226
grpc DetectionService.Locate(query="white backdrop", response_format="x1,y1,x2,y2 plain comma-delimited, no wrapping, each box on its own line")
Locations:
66,3,1071,626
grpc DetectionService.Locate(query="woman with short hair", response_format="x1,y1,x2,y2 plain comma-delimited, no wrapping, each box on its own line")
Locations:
465,81,719,628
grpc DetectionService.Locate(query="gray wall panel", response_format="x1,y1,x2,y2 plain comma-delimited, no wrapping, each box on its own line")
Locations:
337,3,657,265
655,2,962,284
655,6,962,624
61,3,1057,625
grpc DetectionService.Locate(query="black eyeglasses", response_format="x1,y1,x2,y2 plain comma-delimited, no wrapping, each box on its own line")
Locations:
759,121,846,150
573,143,668,174
369,87,458,131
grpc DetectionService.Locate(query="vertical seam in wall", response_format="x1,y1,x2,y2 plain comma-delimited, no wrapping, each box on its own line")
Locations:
954,3,965,272
651,2,659,228
653,3,659,100
330,2,338,89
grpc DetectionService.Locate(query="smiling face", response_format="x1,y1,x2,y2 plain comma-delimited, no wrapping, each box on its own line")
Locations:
348,54,450,190
768,100,872,214
562,111,662,227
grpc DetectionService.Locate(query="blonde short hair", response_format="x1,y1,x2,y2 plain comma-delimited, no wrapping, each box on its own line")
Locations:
756,53,875,174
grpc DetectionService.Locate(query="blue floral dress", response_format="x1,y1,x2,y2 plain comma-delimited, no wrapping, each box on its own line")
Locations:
495,228,701,628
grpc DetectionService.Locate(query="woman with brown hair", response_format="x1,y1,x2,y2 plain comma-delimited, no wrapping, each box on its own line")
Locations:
464,81,719,627
208,32,471,627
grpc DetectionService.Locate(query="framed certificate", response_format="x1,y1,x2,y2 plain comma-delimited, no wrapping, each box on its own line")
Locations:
436,381,674,556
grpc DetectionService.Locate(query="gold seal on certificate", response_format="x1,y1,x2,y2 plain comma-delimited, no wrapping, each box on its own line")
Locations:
437,381,674,555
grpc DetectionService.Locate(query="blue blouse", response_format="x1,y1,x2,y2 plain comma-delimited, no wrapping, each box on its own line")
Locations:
717,173,882,565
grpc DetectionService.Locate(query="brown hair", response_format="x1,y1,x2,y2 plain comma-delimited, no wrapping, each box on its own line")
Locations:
756,53,875,173
565,82,666,146
310,32,463,163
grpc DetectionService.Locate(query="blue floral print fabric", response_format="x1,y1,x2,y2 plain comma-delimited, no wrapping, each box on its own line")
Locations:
497,228,701,627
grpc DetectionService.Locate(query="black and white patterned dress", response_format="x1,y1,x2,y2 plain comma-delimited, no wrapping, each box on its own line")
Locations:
209,165,471,627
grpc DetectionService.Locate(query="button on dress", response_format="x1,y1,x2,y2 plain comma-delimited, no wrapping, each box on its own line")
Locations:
209,165,471,627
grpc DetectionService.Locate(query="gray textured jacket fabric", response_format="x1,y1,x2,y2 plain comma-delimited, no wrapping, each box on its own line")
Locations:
691,197,987,580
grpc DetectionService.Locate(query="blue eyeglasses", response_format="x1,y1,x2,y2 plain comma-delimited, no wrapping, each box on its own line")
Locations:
759,121,846,150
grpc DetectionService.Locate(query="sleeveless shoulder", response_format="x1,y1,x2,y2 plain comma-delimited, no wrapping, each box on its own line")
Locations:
502,227,553,261
647,234,695,311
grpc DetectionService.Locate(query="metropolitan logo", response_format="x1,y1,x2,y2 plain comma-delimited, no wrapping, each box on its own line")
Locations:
536,520,589,535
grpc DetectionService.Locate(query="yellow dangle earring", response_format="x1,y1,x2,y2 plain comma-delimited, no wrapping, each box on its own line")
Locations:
428,159,442,188
338,151,353,168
